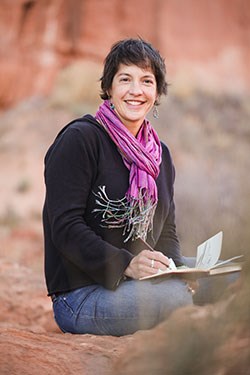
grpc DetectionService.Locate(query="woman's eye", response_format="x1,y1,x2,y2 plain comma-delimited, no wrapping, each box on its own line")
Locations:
144,79,154,85
120,77,129,82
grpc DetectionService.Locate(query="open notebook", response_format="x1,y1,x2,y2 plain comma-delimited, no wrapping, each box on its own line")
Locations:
140,231,243,281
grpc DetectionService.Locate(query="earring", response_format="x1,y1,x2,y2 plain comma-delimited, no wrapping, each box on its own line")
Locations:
110,101,115,110
153,105,159,119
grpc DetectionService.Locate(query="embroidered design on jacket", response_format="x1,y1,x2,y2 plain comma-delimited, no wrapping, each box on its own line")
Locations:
92,185,155,242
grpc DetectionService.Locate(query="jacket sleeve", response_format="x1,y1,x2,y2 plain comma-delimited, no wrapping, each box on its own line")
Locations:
153,143,183,266
44,125,133,289
154,199,183,266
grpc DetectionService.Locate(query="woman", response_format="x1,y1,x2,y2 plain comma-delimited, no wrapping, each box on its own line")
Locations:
43,38,193,336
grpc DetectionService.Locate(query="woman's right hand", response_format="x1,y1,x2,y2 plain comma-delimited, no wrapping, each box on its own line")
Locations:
124,249,171,279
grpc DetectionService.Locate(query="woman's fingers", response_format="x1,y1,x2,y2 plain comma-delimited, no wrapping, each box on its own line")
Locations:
142,249,170,269
148,259,168,272
187,280,199,295
124,249,171,279
138,250,170,275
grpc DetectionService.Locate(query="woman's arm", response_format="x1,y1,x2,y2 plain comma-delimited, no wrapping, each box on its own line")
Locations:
153,142,183,266
154,199,183,266
44,124,133,289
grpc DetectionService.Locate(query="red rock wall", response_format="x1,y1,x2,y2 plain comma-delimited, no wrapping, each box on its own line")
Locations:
0,0,249,108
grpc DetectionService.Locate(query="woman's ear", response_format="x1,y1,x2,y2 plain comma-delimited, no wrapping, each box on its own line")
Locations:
154,96,160,106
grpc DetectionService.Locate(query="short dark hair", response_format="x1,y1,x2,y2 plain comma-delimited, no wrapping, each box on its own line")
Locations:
100,38,168,104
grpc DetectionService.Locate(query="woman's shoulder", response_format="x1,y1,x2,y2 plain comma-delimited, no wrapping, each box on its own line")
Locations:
160,141,173,164
55,114,105,140
45,115,107,162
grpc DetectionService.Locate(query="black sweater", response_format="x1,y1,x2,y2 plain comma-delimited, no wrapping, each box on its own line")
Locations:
43,115,182,295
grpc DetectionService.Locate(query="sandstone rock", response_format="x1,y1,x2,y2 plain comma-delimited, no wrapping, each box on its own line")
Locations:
0,257,133,374
0,0,250,108
0,327,132,375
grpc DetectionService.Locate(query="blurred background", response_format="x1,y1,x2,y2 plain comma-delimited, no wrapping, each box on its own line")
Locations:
0,0,249,270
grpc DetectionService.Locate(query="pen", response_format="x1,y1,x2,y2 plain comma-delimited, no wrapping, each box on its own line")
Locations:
139,237,155,252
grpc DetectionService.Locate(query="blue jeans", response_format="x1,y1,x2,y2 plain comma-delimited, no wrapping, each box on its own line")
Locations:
52,277,192,336
52,257,238,336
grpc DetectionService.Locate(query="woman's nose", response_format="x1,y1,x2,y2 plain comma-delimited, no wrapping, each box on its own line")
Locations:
129,81,143,95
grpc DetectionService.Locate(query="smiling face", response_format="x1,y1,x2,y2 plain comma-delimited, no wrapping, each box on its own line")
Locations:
109,64,158,136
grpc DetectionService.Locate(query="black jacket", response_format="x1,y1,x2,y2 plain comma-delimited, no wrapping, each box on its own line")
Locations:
43,115,182,295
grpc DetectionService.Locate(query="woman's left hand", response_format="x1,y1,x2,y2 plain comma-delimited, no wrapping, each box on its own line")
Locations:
187,280,199,295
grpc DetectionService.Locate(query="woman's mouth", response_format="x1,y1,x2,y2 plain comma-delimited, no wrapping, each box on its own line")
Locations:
125,100,145,106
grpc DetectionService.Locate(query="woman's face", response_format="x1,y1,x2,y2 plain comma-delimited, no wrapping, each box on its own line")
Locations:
109,64,158,135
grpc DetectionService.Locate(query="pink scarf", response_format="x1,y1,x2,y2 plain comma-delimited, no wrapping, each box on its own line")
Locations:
95,100,162,241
